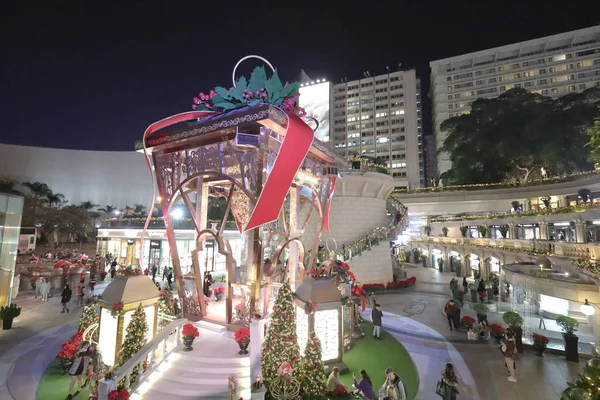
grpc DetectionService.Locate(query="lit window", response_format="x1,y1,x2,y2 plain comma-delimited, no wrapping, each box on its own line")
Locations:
555,54,566,61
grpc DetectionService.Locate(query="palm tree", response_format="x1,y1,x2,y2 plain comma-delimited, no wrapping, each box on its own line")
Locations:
124,205,134,217
79,201,99,211
133,203,148,217
46,192,66,208
98,205,117,216
22,182,52,222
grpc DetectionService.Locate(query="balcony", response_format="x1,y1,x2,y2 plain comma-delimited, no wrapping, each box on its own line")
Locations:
98,217,238,231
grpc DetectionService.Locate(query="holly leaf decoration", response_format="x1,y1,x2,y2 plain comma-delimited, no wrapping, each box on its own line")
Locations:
248,66,267,93
214,86,229,98
265,70,284,102
229,76,247,101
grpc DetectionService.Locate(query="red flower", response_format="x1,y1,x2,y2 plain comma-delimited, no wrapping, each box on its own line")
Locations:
532,333,549,345
489,324,506,336
234,327,250,343
100,271,108,276
30,278,37,285
461,316,475,325
182,323,200,338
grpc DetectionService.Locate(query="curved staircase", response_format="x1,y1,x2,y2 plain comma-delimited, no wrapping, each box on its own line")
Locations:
132,322,251,400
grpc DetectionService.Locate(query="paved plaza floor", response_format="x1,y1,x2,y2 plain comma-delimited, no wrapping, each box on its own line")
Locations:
0,269,589,400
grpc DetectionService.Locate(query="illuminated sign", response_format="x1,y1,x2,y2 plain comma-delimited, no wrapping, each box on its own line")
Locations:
299,81,330,142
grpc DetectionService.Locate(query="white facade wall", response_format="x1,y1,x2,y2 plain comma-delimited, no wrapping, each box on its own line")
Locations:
330,69,423,188
0,144,152,208
301,171,396,284
430,25,600,176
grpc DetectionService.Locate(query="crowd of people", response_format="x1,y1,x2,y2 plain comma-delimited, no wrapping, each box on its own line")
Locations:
326,367,407,400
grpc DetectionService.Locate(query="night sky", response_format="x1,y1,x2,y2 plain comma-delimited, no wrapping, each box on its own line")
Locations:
2,1,600,151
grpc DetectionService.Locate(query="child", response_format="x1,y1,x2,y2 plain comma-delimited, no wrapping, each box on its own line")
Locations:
467,327,477,340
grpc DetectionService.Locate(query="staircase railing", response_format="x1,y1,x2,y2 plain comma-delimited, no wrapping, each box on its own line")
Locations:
98,318,187,400
304,196,408,266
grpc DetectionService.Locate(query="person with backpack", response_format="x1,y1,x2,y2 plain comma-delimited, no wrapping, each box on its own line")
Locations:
438,363,460,399
380,368,406,400
61,284,72,314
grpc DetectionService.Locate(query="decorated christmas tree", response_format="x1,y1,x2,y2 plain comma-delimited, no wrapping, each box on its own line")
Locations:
261,280,300,389
78,302,99,341
299,332,326,397
562,352,600,400
159,289,177,318
116,304,148,368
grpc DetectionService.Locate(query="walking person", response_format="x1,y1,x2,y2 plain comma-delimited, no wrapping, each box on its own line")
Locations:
462,277,468,294
371,304,383,339
41,278,51,302
61,283,72,314
75,282,85,306
110,260,117,279
352,369,375,400
380,368,406,400
151,264,157,282
501,330,517,382
166,267,173,287
439,363,460,400
444,299,458,330
34,276,43,299
89,275,97,293
67,341,90,400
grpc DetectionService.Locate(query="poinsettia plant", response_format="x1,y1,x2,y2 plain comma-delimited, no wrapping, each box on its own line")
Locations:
304,300,316,315
110,302,123,318
532,333,549,345
108,388,130,400
489,323,506,336
182,323,200,339
234,327,250,343
461,316,475,325
192,66,304,115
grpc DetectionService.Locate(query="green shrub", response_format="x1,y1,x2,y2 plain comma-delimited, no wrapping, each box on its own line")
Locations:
441,227,449,237
556,316,579,335
502,311,524,327
0,303,22,320
473,303,489,314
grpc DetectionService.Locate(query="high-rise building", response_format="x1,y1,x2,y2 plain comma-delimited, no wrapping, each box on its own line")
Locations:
330,69,424,188
431,24,600,177
423,134,437,187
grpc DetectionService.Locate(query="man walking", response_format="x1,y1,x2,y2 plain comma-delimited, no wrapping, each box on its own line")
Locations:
444,299,458,330
151,264,158,282
371,303,383,339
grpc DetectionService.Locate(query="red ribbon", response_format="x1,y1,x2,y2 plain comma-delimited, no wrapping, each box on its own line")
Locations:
244,112,314,231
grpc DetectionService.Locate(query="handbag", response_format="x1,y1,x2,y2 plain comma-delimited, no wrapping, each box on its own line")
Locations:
436,380,446,397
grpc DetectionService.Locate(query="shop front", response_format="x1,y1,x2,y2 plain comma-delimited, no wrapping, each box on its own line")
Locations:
97,228,243,275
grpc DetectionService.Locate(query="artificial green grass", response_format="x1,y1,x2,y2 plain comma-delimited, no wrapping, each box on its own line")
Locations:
37,359,91,400
337,321,419,400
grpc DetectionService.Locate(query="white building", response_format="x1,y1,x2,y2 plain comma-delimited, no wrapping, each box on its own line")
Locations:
431,24,600,176
330,69,424,189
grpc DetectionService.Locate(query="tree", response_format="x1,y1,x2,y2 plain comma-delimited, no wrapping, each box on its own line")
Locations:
0,176,20,194
440,88,600,185
298,332,326,397
133,204,147,217
562,355,600,399
79,201,99,211
98,205,117,215
587,112,600,168
22,181,52,222
79,302,99,342
261,280,301,389
116,304,148,385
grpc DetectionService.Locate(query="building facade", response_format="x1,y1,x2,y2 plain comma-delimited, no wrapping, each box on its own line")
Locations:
430,24,600,176
330,69,424,188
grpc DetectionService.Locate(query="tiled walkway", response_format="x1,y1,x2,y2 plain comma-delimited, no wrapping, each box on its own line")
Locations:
375,265,586,399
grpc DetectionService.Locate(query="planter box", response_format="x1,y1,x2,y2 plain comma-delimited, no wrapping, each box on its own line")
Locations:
470,289,478,303
563,333,580,363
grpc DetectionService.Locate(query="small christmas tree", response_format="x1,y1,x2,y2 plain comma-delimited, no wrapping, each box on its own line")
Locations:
299,332,326,397
261,280,300,389
158,289,177,327
116,304,148,368
562,355,600,399
79,302,99,342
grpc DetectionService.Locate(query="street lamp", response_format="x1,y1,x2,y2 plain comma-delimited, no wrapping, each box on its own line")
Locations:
581,299,595,316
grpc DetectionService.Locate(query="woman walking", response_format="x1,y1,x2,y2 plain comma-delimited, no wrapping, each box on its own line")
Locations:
67,341,90,400
61,283,72,314
40,278,51,302
35,276,43,299
440,363,460,400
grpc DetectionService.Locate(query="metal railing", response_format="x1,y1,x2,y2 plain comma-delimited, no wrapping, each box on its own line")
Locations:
98,319,187,400
304,197,408,267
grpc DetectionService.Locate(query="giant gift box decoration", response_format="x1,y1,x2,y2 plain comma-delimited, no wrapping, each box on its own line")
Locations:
140,56,346,323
